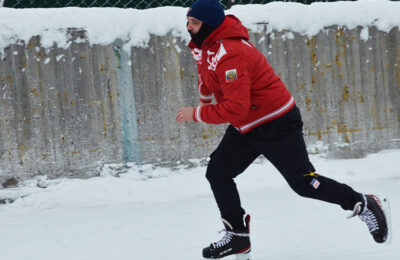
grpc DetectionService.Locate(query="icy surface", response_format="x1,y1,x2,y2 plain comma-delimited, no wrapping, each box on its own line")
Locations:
0,1,399,258
0,149,399,259
1,0,400,55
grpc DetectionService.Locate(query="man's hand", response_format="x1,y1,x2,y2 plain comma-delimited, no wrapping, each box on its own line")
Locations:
176,107,195,124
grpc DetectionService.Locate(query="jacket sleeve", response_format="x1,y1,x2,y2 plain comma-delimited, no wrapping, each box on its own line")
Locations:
193,52,251,124
197,71,213,104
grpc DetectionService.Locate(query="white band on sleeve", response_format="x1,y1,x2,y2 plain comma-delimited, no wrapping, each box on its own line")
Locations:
195,106,203,122
199,93,213,101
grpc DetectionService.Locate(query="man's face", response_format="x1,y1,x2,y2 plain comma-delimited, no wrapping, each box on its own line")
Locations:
187,16,203,34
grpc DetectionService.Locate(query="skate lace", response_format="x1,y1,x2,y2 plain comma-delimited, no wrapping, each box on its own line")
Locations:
213,229,234,248
359,208,379,232
348,201,379,232
213,229,250,248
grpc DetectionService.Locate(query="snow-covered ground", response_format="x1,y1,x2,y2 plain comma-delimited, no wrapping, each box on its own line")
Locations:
0,149,399,259
1,1,399,259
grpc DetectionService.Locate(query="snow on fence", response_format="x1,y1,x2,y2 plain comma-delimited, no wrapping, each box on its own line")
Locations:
0,25,399,183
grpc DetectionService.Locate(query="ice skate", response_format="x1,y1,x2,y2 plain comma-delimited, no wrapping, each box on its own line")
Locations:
203,214,252,259
349,194,392,244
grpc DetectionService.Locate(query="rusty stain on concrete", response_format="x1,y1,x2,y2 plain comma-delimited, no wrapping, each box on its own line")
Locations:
335,28,345,48
343,134,350,143
27,43,35,49
335,53,342,67
342,85,349,101
356,90,364,104
305,96,312,111
100,64,105,73
64,90,68,102
396,68,400,91
201,128,217,139
30,88,39,97
372,126,387,130
337,122,362,133
304,129,332,140
311,74,317,85
311,50,318,67
7,75,12,86
17,143,31,151
306,37,317,49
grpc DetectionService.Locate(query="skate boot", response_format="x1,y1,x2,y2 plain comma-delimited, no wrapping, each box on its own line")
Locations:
203,214,251,259
348,194,392,244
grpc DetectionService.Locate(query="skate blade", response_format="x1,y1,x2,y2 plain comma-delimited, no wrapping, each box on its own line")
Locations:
235,249,252,260
380,196,392,245
235,254,252,260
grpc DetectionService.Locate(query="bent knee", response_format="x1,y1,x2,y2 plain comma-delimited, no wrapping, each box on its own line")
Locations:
205,159,239,184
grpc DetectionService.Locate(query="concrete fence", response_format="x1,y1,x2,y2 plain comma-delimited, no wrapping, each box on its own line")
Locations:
0,25,399,184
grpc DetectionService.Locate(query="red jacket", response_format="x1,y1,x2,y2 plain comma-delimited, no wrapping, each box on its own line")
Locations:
189,15,295,133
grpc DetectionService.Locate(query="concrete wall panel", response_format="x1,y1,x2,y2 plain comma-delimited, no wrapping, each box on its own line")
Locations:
0,26,399,182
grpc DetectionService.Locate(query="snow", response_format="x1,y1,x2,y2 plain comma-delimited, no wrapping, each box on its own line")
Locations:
0,1,399,258
1,0,400,56
0,149,399,259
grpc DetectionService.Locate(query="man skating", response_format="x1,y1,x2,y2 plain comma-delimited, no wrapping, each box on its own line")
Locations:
176,0,392,258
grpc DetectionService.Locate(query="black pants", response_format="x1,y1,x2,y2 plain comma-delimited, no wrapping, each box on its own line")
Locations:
206,105,362,229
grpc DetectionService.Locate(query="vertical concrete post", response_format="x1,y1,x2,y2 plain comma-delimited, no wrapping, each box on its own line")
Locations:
113,39,140,163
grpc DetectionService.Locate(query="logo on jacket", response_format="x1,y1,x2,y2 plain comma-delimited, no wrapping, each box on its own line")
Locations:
191,48,202,64
207,42,227,71
207,50,215,56
225,69,237,83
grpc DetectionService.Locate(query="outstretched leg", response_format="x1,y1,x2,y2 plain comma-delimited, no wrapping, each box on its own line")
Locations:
246,106,362,210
